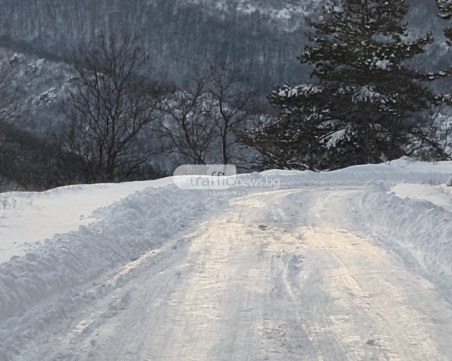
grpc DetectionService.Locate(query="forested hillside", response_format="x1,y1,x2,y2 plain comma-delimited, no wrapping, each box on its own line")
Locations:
0,0,318,89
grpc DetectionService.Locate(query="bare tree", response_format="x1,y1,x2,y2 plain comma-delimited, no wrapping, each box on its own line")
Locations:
207,65,257,164
156,66,258,166
62,34,162,182
407,107,452,160
156,79,217,165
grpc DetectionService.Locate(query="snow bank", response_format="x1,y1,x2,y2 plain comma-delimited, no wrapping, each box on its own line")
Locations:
262,159,452,187
447,176,452,186
0,180,172,263
0,185,226,322
359,182,452,293
392,183,452,213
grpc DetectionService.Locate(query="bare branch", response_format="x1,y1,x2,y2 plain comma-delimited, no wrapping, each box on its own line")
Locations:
61,33,164,182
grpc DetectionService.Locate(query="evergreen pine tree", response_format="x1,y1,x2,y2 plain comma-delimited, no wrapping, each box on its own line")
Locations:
245,0,446,170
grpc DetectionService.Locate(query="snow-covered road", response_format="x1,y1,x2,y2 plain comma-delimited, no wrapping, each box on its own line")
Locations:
13,186,452,361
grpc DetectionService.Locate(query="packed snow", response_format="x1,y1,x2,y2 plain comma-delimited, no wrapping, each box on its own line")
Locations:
1,159,452,360
0,179,173,263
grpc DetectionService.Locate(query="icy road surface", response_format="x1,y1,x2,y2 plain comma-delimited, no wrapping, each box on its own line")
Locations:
16,187,452,361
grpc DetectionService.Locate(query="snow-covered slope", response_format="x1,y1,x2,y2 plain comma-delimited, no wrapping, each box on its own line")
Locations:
0,47,69,132
1,160,452,360
184,0,318,26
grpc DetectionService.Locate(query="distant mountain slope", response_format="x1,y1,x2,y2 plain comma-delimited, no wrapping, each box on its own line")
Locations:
0,0,448,89
0,0,314,90
0,0,449,132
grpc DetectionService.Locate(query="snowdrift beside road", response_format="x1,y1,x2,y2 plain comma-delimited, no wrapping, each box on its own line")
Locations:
263,158,452,187
0,185,226,322
0,179,173,263
359,182,452,297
